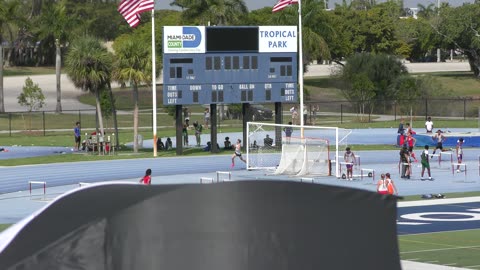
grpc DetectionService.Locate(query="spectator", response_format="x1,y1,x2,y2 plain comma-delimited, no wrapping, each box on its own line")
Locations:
284,122,293,144
165,137,173,150
290,106,298,125
224,137,232,150
182,124,189,146
425,116,434,133
264,134,273,147
204,108,210,129
157,138,165,150
74,122,81,151
193,121,203,147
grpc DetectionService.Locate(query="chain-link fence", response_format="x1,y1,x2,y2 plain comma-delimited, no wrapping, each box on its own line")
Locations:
1,97,479,137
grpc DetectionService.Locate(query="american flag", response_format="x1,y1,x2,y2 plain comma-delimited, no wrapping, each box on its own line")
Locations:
118,0,155,27
272,0,299,12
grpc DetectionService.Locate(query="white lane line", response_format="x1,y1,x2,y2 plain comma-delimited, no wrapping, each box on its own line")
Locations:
400,245,480,254
399,197,480,208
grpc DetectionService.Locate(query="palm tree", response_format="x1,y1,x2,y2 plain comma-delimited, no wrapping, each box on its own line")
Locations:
0,0,22,112
274,0,331,69
417,3,435,19
112,40,152,153
64,36,113,138
171,0,248,25
35,0,72,113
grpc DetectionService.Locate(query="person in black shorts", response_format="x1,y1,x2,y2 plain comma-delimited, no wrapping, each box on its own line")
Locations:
231,139,246,168
432,129,446,155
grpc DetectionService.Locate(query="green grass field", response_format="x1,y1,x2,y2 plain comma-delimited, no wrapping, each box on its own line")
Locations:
399,229,480,269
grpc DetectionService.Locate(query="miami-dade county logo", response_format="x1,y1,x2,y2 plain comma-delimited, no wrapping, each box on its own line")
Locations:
167,27,202,49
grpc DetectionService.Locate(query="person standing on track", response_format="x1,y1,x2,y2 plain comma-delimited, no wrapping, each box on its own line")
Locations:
73,122,81,152
406,131,418,162
400,145,411,179
140,168,152,185
456,138,464,173
385,173,398,196
420,145,433,180
231,139,246,168
344,147,357,181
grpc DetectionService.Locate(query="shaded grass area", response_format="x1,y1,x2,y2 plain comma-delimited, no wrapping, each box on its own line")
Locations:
0,224,10,232
399,229,480,269
4,66,56,76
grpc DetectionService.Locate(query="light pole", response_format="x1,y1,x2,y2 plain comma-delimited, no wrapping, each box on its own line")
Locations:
437,0,441,62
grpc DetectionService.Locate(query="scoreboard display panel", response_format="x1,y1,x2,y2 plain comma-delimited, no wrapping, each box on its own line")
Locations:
163,26,298,105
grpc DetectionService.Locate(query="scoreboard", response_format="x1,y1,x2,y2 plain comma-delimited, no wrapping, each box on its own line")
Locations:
163,26,298,105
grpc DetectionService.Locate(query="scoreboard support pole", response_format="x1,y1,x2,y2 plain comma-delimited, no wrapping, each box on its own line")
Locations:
275,102,283,148
210,104,219,153
176,105,183,155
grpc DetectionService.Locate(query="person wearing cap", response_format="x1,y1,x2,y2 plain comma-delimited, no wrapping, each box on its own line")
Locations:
456,138,464,173
432,129,446,155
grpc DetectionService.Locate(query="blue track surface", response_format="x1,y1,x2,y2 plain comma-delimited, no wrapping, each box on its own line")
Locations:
1,128,480,232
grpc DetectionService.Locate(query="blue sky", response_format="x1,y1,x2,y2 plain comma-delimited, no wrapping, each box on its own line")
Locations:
156,0,475,12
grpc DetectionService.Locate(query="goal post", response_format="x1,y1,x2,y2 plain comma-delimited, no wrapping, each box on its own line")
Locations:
246,122,352,178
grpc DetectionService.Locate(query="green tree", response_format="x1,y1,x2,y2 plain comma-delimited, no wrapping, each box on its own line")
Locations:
436,4,480,77
17,77,46,131
0,0,23,112
17,77,46,112
65,36,113,138
112,39,152,153
347,73,376,121
171,0,248,25
273,0,331,69
339,53,408,114
35,0,74,113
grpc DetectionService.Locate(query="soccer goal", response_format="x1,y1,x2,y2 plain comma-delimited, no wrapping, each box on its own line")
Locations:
246,122,352,178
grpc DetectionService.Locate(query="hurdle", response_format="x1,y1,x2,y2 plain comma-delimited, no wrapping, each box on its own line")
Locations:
398,162,412,176
452,163,467,176
216,171,232,182
200,177,214,184
29,181,46,195
338,162,353,179
439,151,453,167
360,168,375,182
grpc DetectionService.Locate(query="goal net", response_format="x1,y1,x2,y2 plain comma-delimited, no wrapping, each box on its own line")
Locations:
246,122,352,177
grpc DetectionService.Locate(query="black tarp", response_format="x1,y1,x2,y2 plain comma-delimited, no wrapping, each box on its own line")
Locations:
0,181,401,270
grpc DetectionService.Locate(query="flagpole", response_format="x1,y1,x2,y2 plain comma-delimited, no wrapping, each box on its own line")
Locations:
298,0,304,138
152,9,158,157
